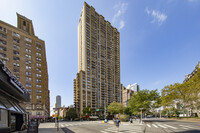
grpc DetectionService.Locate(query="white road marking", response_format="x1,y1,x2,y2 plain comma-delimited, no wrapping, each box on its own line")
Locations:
147,124,151,127
163,124,177,129
152,124,158,128
179,125,193,129
156,123,167,128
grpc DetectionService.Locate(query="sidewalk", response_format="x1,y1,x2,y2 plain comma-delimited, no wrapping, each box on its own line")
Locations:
38,122,64,133
162,118,200,123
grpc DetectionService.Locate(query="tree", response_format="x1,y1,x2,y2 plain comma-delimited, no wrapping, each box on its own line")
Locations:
82,107,92,115
107,102,125,114
161,68,200,118
128,89,161,115
66,108,77,120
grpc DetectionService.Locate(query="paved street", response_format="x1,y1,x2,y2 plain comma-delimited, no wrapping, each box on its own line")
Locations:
143,118,200,133
60,120,144,133
38,119,200,133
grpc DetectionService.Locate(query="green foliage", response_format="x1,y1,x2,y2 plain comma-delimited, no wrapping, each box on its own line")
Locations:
82,107,92,115
124,107,132,115
161,68,200,118
128,89,161,114
107,102,125,114
66,108,77,120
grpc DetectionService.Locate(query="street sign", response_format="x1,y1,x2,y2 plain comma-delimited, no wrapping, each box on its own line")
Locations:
96,109,100,111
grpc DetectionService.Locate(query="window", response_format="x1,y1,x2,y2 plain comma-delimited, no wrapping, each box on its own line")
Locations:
36,85,41,88
36,68,41,73
0,33,6,39
36,96,42,99
36,74,41,78
13,45,20,49
13,56,20,61
36,90,42,94
36,63,41,67
25,37,32,43
0,46,6,51
25,60,31,65
13,38,20,44
0,39,6,45
36,79,42,83
13,68,20,73
12,32,20,38
36,42,42,47
36,58,41,62
36,53,41,56
25,54,31,59
0,26,7,33
26,49,31,53
26,83,31,87
36,47,41,51
13,63,19,67
26,77,31,81
25,71,31,76
26,66,31,70
13,50,20,55
25,43,31,47
0,52,6,57
23,21,26,26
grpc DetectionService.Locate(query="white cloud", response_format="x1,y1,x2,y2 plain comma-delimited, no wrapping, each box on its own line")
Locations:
112,2,128,30
145,8,167,25
119,20,125,30
145,8,150,15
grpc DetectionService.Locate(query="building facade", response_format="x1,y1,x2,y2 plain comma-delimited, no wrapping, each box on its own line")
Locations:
0,13,49,120
184,61,200,82
126,83,140,92
74,2,121,115
56,95,61,108
0,61,30,132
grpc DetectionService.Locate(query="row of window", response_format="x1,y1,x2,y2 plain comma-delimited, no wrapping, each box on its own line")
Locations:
0,26,7,33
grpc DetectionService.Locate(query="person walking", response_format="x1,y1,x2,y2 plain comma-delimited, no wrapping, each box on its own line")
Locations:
114,117,120,133
129,117,132,124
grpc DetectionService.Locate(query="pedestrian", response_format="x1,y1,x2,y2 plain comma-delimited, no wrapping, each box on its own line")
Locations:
114,117,120,133
130,117,132,124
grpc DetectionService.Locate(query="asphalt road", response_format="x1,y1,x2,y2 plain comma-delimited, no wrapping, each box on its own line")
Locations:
60,120,144,133
143,118,200,133
58,119,200,133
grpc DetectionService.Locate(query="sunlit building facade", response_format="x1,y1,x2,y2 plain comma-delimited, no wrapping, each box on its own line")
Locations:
74,2,121,115
0,13,49,119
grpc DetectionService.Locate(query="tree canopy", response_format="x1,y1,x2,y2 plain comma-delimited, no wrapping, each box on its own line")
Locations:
161,68,200,117
107,102,125,114
128,89,161,114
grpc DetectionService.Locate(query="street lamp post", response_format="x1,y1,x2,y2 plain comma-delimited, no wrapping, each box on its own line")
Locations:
139,108,143,124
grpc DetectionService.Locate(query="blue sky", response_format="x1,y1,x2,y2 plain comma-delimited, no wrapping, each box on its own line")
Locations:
1,0,200,112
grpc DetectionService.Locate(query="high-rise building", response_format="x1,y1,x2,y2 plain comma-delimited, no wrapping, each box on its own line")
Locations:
56,95,61,108
126,83,140,93
74,2,121,115
0,13,49,119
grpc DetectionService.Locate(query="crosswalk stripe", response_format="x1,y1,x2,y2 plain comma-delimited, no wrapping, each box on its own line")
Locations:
179,125,193,129
101,131,109,133
152,124,158,128
156,124,167,128
147,124,151,127
163,124,177,129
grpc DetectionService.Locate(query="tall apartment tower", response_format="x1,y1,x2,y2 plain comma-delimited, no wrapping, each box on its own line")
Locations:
0,13,49,119
56,95,61,108
74,2,121,115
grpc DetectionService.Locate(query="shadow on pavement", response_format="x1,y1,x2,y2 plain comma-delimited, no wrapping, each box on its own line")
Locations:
176,130,200,133
61,127,75,133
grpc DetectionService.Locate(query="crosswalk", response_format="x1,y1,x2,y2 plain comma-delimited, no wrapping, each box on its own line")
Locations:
145,123,198,130
61,121,101,128
100,126,143,133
